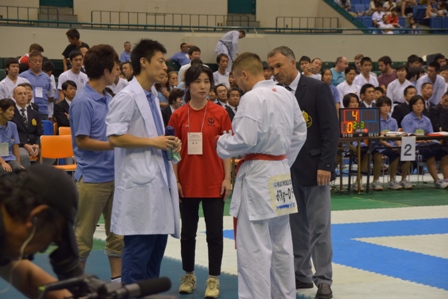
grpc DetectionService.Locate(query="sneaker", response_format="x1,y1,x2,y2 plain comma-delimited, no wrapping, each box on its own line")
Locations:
387,180,403,190
371,180,383,191
399,180,413,189
205,277,220,298
179,273,196,294
435,179,448,189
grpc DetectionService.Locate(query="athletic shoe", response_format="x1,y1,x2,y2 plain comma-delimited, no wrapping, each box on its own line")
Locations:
205,277,220,298
399,180,413,189
179,273,196,294
387,180,403,190
435,179,448,189
371,180,383,191
315,283,333,299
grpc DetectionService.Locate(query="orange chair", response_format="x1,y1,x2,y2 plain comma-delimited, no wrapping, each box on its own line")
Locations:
40,135,76,172
58,127,71,135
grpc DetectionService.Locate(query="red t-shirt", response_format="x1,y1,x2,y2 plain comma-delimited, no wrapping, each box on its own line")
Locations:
168,101,232,198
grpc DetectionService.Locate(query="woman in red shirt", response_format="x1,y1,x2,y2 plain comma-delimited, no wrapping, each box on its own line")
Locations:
168,64,232,298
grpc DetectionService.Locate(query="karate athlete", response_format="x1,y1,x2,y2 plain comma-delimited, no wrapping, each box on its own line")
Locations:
214,30,246,72
216,52,307,299
106,39,181,283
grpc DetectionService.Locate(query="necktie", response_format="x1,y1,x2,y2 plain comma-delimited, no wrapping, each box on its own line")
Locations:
20,108,28,127
277,83,292,91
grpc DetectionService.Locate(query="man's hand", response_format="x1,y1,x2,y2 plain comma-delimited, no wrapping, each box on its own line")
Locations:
317,169,331,186
1,162,12,172
221,178,232,201
64,112,70,120
150,136,181,151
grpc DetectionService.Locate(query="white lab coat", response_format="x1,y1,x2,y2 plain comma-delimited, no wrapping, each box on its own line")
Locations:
217,80,307,220
106,78,180,238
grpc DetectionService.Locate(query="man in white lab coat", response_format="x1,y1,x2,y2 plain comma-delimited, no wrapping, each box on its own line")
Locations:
214,30,246,72
106,39,182,284
216,52,307,299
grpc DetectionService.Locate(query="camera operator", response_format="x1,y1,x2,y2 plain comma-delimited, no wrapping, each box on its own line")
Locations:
0,164,81,298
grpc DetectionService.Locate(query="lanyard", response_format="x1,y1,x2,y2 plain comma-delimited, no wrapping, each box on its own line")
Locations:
187,102,207,133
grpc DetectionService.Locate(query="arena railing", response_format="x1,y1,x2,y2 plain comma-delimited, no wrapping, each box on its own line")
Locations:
0,5,59,22
275,16,341,33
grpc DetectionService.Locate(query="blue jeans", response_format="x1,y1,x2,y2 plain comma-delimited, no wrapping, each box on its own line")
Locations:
121,234,168,284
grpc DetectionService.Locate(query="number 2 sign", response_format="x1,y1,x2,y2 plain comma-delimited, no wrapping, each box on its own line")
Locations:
401,136,416,161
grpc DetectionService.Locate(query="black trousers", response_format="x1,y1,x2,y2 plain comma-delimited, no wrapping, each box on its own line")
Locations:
180,198,224,276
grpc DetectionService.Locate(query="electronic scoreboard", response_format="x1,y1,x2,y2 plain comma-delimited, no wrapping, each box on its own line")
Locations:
339,108,381,137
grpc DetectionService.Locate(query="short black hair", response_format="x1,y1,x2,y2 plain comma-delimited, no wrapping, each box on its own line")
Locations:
131,39,167,76
360,83,375,95
42,60,54,73
344,65,357,75
376,96,392,107
188,46,201,57
69,49,83,61
184,64,213,102
84,44,119,80
66,28,80,40
216,53,229,64
168,88,185,105
360,57,372,66
403,85,416,96
62,80,77,90
409,95,424,109
374,86,385,95
378,56,392,66
427,61,440,72
4,58,19,70
227,87,242,97
342,93,359,108
214,83,228,94
396,64,408,72
299,56,311,63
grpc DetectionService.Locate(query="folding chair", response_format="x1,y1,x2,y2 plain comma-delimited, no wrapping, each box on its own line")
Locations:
40,135,76,172
58,127,71,136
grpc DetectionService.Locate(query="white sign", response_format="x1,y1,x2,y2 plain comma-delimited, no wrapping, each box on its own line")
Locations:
401,136,416,161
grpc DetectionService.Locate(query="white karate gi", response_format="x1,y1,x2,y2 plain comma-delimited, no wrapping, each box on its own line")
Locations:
214,30,241,72
106,78,180,237
217,80,307,299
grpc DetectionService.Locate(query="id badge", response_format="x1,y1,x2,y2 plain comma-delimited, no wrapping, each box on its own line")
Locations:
269,174,298,216
35,87,43,98
0,142,9,156
188,132,203,155
415,129,425,136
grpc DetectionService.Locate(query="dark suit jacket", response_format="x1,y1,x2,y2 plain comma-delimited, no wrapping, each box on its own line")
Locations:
162,105,173,127
225,106,236,122
392,103,410,128
291,75,339,186
29,102,39,112
54,99,70,127
12,106,42,146
360,102,376,108
428,104,448,132
422,101,435,118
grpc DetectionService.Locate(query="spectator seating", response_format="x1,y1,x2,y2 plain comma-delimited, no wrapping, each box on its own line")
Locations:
412,5,427,23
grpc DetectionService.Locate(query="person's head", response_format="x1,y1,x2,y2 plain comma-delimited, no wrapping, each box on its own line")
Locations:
360,83,375,103
321,68,332,85
409,95,425,114
69,49,83,73
66,28,80,44
345,66,357,84
407,55,423,68
263,62,273,80
360,57,373,75
376,4,383,12
0,98,15,122
84,44,119,85
374,86,385,101
376,96,392,114
439,91,448,108
123,41,132,52
232,52,264,93
409,16,417,25
227,87,242,108
343,93,360,108
180,42,189,53
382,14,389,24
214,84,228,101
42,60,54,77
420,82,433,100
121,62,134,81
239,30,246,39
17,83,33,103
406,67,423,82
28,51,43,74
131,39,167,86
396,64,408,81
266,46,298,86
0,164,79,266
187,46,201,60
4,58,20,78
168,71,178,87
217,54,229,71
228,72,236,87
28,43,44,54
79,46,88,58
378,56,392,74
311,58,322,74
426,61,440,81
354,54,364,72
13,85,28,108
299,56,311,72
439,65,448,83
434,54,446,67
61,80,77,101
184,64,214,102
208,90,217,101
404,85,417,102
168,88,185,109
335,56,349,72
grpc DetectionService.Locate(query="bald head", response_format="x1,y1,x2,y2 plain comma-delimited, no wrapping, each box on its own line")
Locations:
335,57,348,72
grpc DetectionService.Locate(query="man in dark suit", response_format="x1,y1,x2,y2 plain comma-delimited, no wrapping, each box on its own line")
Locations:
428,91,448,132
54,80,77,127
392,85,417,128
214,84,228,108
267,46,338,299
359,83,376,108
11,85,42,168
162,88,184,127
17,82,39,112
225,87,241,122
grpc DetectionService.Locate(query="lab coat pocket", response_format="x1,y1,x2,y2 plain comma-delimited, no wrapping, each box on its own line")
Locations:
125,149,156,185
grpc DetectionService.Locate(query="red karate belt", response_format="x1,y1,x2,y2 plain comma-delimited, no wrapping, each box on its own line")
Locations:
233,153,286,249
